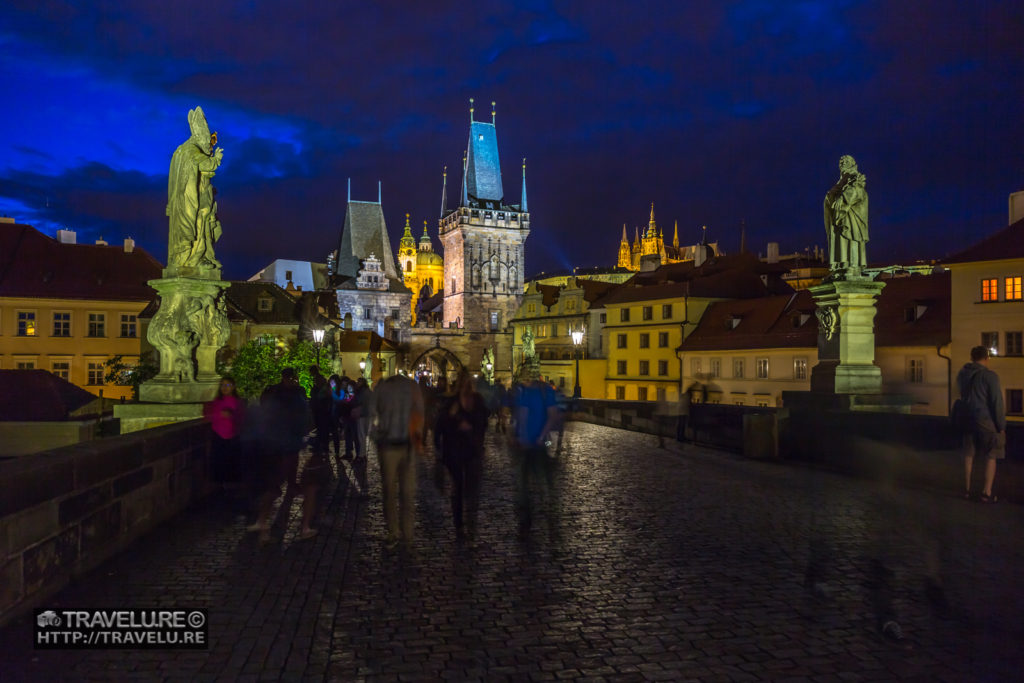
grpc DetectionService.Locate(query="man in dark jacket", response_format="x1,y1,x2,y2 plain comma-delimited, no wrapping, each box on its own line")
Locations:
957,345,1006,502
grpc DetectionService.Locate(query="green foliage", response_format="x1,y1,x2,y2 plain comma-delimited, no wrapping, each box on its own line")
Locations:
104,354,158,400
226,335,333,399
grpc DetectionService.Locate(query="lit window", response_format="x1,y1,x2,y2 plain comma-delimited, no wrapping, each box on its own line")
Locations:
121,314,137,338
981,331,999,355
907,358,924,383
17,311,36,336
87,362,105,385
981,278,998,302
756,358,769,379
1006,277,1022,301
52,312,71,337
793,357,808,380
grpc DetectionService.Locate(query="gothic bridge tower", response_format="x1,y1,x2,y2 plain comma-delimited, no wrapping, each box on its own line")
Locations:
439,99,529,335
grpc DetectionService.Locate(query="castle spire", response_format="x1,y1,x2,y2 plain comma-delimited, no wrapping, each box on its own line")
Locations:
521,158,528,213
378,180,381,204
469,97,475,122
399,212,416,252
648,202,656,237
492,101,496,126
461,150,468,206
347,177,351,202
440,166,447,218
621,224,628,243
673,220,679,249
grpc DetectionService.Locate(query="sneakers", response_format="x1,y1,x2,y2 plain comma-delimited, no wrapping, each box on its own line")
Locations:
979,493,998,504
245,522,269,533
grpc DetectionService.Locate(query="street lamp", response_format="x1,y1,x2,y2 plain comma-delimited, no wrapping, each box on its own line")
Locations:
311,328,325,365
570,327,585,399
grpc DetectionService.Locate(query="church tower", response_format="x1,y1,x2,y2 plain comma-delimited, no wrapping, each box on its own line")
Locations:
398,213,417,278
617,224,631,269
439,99,529,334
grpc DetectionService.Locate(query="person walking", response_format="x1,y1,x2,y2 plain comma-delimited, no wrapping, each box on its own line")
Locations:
369,373,425,549
957,345,1006,503
435,371,488,541
510,372,560,537
676,389,691,443
327,374,344,460
248,368,317,542
203,375,245,488
308,365,333,459
353,377,372,460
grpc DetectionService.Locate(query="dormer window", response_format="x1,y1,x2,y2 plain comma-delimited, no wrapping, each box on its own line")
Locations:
728,316,742,329
904,304,928,323
792,313,810,328
258,296,273,312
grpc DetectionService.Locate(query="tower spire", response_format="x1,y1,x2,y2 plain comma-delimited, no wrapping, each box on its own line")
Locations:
422,219,429,238
521,158,528,213
347,177,351,202
621,224,628,242
440,166,448,218
648,202,656,236
461,150,468,206
739,219,747,254
378,180,382,204
469,97,474,122
673,220,679,248
492,101,496,125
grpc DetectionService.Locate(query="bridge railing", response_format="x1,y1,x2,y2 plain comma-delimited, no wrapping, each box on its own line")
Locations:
0,420,213,627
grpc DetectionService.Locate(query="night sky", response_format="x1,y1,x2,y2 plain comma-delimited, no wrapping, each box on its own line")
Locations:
1,1,1021,280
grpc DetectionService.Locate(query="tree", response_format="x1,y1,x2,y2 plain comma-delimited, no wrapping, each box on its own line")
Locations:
227,335,333,399
104,354,158,400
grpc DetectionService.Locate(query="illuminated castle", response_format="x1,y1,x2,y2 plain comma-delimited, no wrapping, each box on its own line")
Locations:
617,204,719,271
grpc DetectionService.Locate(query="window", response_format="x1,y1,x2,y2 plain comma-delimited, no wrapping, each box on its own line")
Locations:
981,331,999,354
565,299,576,313
51,361,70,381
756,398,771,408
52,312,70,337
691,358,701,376
599,313,607,324
793,357,808,380
662,304,672,319
1006,332,1023,357
1007,389,1023,416
405,261,412,272
490,311,500,332
733,358,745,378
87,313,105,337
17,311,36,336
16,361,35,370
258,297,273,312
551,324,558,337
285,269,293,281
391,308,400,320
657,360,668,376
981,278,998,302
639,333,649,348
1007,277,1023,301
451,278,456,294
658,332,669,348
538,324,548,337
120,314,137,338
642,306,653,321
617,360,627,375
710,358,721,378
617,334,627,349
907,358,924,383
904,307,917,323
656,387,666,401
363,307,371,319
527,303,536,314
615,385,625,400
638,387,648,401
559,376,565,388
87,362,105,385
756,358,769,379
619,308,631,322
639,360,649,376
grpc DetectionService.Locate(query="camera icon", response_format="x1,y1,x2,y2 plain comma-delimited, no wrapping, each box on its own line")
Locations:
37,610,61,627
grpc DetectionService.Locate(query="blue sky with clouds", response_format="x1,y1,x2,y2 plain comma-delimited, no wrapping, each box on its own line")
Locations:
1,0,1021,278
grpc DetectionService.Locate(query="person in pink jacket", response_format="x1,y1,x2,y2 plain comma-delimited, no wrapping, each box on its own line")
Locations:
204,376,245,486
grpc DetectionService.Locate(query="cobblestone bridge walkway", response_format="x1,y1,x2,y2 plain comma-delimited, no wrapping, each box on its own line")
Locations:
2,423,1023,681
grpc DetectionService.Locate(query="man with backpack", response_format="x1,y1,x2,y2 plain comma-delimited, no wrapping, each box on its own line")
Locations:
956,345,1006,503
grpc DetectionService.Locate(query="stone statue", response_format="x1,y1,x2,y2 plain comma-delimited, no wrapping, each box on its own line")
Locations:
522,325,536,361
480,346,495,385
148,290,198,382
167,107,223,271
823,155,869,276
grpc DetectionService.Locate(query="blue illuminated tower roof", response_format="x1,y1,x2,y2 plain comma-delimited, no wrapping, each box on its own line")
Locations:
465,121,504,205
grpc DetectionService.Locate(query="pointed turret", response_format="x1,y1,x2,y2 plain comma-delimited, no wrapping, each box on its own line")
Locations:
673,220,679,249
521,158,528,213
440,166,448,218
617,223,632,269
398,213,417,279
399,213,416,250
632,227,641,252
461,150,468,206
648,203,656,237
419,219,433,251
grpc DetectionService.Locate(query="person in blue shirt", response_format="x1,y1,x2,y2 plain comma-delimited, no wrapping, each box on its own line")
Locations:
510,372,560,537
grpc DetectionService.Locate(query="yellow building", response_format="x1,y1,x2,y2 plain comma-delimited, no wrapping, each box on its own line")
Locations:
944,213,1024,421
678,273,952,414
616,204,720,271
0,222,162,400
396,215,444,325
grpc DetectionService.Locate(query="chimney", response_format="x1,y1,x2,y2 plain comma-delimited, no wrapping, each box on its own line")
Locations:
1010,190,1024,225
766,242,779,264
95,237,108,246
123,237,135,253
56,229,77,244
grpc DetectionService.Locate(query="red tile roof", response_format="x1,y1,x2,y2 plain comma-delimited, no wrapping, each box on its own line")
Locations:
943,217,1024,264
0,223,163,301
0,369,101,421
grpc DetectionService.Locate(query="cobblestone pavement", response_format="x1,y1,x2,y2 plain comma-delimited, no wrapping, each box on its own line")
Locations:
2,422,1024,681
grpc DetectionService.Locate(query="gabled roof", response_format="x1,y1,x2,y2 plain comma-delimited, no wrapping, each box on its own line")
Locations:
0,370,102,421
337,330,400,353
465,121,504,203
0,223,163,301
943,216,1024,264
336,201,399,280
874,271,950,347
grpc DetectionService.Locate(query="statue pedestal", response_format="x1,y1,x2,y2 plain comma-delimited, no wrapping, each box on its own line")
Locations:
113,402,206,434
808,278,886,394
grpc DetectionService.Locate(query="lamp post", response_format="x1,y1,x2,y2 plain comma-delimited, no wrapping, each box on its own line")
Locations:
311,328,325,365
570,327,585,399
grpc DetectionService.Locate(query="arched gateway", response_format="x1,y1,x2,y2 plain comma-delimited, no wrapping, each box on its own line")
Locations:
409,345,464,387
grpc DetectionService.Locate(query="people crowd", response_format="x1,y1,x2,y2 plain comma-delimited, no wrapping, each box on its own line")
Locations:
204,364,566,549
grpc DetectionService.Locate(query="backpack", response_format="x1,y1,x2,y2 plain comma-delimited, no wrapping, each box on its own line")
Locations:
950,372,978,434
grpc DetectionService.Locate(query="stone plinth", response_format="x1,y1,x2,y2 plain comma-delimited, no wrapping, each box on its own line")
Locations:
113,402,205,434
808,278,886,394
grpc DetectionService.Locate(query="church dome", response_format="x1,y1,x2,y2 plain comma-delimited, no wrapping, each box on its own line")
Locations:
417,250,443,267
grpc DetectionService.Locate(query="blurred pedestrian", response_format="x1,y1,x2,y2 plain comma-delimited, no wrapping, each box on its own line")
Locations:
327,374,344,460
353,377,372,460
204,375,245,487
511,372,560,537
435,371,488,541
370,373,425,549
309,365,333,459
957,345,1006,502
